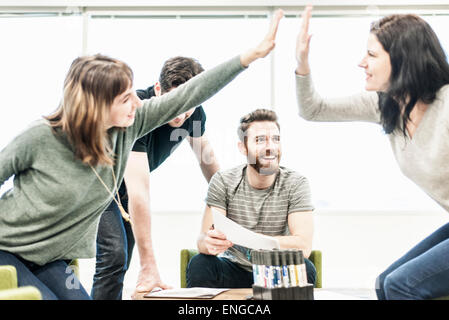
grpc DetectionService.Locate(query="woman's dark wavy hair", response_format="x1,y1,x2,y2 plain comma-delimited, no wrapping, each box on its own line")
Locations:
371,14,449,135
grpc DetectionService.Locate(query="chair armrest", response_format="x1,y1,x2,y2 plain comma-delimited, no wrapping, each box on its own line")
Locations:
0,286,42,300
0,265,18,290
180,249,199,288
309,250,322,288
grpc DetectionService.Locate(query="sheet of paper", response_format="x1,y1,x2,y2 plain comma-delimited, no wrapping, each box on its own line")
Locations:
212,208,280,250
143,287,229,299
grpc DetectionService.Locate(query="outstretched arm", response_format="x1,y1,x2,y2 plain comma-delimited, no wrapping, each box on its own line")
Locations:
295,6,380,123
133,9,285,139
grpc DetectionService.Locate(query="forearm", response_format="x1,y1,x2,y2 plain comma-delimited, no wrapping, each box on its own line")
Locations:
190,136,220,183
240,48,263,68
296,74,380,123
133,56,246,139
197,233,211,255
200,162,219,183
128,199,158,270
295,60,311,76
274,235,312,259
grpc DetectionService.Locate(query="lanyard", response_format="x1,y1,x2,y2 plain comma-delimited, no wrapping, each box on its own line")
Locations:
90,165,131,223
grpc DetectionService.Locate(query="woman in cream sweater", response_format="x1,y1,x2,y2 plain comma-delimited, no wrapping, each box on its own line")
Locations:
296,6,449,300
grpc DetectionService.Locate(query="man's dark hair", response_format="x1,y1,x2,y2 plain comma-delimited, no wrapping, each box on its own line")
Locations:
159,56,204,93
237,108,280,144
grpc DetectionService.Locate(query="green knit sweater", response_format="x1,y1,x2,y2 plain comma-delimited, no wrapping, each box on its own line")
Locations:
0,56,245,265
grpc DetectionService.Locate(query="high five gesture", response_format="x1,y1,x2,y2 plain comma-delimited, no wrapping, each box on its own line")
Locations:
240,9,284,67
295,5,313,75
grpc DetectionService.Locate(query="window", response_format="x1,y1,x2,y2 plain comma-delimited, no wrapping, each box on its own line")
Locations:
0,15,83,193
1,12,448,212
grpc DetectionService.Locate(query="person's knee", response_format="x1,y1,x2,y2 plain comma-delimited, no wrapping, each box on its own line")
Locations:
375,272,388,300
186,254,210,278
383,271,419,300
186,254,218,287
383,273,401,299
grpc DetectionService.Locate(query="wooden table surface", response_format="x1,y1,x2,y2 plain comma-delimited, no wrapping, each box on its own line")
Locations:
135,287,375,300
136,288,252,300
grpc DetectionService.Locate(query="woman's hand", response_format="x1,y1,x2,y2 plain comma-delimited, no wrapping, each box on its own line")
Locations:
240,9,284,67
296,5,313,75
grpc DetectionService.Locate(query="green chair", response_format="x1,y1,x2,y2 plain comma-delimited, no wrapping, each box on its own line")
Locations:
180,249,322,289
0,259,79,300
0,265,42,300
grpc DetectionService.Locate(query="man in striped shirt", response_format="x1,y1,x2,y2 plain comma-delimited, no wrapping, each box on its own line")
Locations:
186,109,316,288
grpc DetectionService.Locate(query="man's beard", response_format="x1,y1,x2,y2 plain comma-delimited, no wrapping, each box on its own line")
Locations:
248,152,280,176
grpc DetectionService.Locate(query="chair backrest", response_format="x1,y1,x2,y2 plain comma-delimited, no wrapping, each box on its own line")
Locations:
180,249,322,288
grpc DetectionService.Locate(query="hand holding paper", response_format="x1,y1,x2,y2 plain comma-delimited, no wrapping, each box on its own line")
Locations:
204,228,233,255
212,209,280,250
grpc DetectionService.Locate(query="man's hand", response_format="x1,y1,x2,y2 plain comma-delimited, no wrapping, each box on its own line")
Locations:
131,267,172,299
240,9,284,67
204,229,233,255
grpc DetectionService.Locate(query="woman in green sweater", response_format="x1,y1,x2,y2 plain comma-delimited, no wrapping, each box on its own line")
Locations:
0,10,283,300
296,6,449,299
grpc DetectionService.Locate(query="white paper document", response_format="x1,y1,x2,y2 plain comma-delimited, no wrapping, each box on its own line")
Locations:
212,209,280,250
143,287,229,299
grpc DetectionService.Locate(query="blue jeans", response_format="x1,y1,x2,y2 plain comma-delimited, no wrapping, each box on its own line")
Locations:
376,222,449,300
186,253,317,288
0,250,90,300
91,201,135,300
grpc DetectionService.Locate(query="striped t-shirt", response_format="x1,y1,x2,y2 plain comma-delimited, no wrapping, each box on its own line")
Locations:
206,164,314,271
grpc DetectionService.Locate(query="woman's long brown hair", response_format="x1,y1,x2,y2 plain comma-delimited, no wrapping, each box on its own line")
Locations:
45,54,133,166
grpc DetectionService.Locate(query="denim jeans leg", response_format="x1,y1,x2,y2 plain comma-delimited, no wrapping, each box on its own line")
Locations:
124,217,135,272
33,260,91,300
219,258,254,288
376,222,449,300
304,258,317,287
0,250,57,300
186,253,253,288
0,250,90,300
91,201,129,300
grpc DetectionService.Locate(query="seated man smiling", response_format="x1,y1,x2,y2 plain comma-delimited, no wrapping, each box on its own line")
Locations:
186,108,316,288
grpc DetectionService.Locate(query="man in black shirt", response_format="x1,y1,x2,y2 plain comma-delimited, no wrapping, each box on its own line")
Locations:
91,57,220,300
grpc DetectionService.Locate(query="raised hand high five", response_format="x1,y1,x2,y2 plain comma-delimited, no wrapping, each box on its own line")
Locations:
296,5,313,75
240,9,284,67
